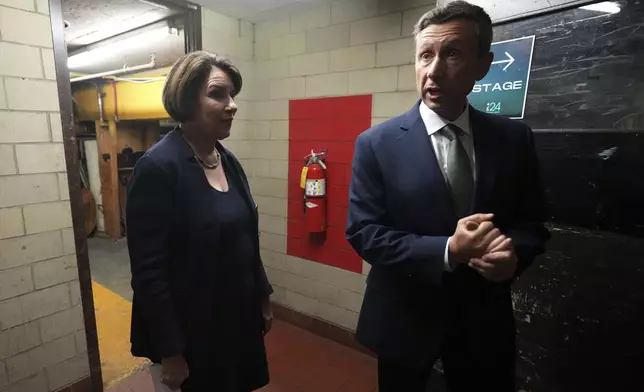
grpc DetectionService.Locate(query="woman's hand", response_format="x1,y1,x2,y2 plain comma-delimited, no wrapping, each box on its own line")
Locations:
161,355,189,390
261,297,273,335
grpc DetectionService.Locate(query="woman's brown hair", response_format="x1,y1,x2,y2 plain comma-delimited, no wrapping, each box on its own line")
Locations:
162,51,242,123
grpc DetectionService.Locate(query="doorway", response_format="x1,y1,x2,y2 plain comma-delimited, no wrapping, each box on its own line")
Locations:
49,0,201,389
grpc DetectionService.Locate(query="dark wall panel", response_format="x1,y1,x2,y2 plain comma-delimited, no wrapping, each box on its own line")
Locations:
503,1,644,131
535,132,644,237
496,0,644,236
492,2,644,391
514,227,644,392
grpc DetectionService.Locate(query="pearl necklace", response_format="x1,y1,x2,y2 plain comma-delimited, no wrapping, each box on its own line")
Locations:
183,134,221,170
195,151,221,170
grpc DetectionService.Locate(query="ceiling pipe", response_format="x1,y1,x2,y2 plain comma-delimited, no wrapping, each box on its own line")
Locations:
96,84,105,124
137,0,169,10
70,55,156,83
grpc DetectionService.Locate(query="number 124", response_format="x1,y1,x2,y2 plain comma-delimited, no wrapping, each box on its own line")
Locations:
486,102,501,113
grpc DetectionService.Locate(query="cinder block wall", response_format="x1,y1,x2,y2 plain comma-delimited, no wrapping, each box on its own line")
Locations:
227,0,437,331
201,9,258,159
0,0,89,391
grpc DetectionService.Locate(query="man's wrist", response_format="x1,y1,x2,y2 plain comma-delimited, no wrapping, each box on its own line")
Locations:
444,237,456,271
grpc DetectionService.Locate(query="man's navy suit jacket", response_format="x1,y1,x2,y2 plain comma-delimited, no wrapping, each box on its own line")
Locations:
346,101,550,362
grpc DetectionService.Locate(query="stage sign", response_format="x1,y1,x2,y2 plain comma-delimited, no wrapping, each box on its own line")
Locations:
468,35,535,119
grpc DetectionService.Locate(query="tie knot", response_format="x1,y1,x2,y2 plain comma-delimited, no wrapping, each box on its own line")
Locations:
441,124,463,141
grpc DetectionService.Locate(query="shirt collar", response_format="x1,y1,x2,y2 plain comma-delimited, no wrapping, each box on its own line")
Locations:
419,101,470,136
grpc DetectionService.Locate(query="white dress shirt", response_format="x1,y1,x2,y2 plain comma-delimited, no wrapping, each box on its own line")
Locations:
418,101,476,272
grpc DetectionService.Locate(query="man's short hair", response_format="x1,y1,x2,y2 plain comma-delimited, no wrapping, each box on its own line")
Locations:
413,0,493,57
162,51,242,123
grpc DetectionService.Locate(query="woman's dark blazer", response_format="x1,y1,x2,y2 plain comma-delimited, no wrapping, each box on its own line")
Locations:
125,129,273,362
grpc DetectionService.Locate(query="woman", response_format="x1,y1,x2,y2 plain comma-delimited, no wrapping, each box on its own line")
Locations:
126,51,273,391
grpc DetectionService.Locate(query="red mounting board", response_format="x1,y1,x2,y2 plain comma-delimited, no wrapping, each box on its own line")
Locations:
286,95,373,274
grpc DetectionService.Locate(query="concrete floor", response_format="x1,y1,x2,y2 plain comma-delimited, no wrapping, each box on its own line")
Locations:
108,320,450,392
87,237,146,388
108,320,378,392
88,236,133,301
87,237,448,391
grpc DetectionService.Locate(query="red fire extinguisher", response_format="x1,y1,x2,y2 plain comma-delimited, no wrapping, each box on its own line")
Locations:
301,149,327,233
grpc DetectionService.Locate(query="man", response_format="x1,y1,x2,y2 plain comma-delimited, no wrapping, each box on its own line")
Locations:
345,1,550,391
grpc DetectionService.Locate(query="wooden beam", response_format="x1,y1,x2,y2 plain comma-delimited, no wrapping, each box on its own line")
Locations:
96,119,121,240
144,122,161,149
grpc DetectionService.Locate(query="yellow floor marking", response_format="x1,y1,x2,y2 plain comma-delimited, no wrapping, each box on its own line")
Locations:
92,281,150,388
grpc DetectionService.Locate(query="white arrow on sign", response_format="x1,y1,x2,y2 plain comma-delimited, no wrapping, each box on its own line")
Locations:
492,51,515,71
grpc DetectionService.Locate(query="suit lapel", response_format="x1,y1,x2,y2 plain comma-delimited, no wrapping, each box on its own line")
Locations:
470,107,497,213
400,102,458,228
171,128,214,189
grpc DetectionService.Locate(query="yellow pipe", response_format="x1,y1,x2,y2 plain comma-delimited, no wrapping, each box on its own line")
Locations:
73,77,169,121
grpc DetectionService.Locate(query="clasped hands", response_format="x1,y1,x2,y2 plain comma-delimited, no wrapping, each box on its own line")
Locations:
449,213,517,282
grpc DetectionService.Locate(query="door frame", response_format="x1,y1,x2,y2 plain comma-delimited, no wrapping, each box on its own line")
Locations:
49,0,202,390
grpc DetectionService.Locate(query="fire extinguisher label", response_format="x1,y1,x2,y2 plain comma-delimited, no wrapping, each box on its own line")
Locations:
305,179,326,196
299,166,309,189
